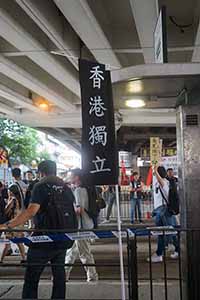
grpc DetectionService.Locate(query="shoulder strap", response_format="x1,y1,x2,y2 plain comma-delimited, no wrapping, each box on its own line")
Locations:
159,186,168,205
15,182,24,198
15,182,25,209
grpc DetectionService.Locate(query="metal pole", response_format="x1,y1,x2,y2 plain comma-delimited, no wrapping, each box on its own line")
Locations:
127,233,131,300
130,236,139,300
115,184,126,300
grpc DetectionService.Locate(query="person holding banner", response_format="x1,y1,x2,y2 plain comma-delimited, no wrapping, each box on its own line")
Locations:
148,165,179,263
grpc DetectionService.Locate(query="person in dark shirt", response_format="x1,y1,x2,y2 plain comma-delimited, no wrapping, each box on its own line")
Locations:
167,168,178,184
129,172,143,224
0,160,75,299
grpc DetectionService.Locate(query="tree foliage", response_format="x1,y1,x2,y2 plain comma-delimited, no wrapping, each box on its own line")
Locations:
0,119,50,165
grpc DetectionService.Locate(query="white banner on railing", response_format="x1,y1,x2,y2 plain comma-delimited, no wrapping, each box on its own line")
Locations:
161,156,178,175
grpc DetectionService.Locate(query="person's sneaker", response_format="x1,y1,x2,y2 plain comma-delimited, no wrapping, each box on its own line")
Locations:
166,244,175,252
90,239,96,244
87,277,98,283
147,253,163,263
101,219,110,224
170,252,179,259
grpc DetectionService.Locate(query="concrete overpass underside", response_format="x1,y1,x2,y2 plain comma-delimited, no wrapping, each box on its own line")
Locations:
0,0,200,152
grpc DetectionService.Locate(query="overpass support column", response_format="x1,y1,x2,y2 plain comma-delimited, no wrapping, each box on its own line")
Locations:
177,104,200,300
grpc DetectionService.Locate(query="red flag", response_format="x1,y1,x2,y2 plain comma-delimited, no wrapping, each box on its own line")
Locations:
121,160,128,185
146,166,153,186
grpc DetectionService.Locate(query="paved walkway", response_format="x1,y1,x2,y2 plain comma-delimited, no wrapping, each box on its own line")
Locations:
0,238,179,280
0,280,180,300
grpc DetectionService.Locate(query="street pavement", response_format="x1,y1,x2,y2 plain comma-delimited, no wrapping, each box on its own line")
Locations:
0,280,180,300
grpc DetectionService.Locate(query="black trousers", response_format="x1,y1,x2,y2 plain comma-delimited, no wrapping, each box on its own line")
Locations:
22,247,66,299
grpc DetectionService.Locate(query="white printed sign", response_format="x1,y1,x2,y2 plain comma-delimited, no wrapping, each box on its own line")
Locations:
112,231,127,239
151,230,177,236
65,231,99,241
147,226,177,236
161,156,178,175
0,238,10,244
27,235,53,243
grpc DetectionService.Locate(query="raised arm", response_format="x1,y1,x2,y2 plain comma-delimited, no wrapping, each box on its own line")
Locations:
153,165,165,188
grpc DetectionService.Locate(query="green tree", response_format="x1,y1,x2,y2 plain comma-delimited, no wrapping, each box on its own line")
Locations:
37,149,51,162
0,118,50,165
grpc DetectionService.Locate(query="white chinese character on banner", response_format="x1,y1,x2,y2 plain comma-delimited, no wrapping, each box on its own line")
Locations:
90,156,111,174
89,66,104,89
89,125,107,146
89,96,107,117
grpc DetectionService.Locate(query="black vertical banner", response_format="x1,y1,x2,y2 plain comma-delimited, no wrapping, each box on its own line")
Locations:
79,59,118,186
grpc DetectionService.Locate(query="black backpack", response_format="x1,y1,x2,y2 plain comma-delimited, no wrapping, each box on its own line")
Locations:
85,186,99,220
43,183,78,232
160,179,180,215
29,178,78,249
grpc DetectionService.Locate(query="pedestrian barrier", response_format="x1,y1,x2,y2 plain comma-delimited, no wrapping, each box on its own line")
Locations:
100,197,153,221
0,226,184,300
0,227,131,300
0,226,178,245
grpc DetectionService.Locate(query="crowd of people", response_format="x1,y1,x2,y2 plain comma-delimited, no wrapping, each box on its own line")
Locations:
0,161,179,298
0,161,101,299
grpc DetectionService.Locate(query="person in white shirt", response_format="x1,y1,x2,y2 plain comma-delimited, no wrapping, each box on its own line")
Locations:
65,169,98,282
149,165,179,263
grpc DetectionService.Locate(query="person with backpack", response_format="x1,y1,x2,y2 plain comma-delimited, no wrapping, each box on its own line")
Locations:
148,165,179,263
0,160,77,299
65,168,98,282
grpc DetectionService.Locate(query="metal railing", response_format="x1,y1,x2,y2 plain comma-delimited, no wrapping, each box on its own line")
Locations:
100,191,153,221
0,227,130,300
0,227,192,300
127,227,184,300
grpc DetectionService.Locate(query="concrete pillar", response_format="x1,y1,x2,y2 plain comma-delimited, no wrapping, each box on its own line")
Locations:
177,104,200,300
132,155,138,172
